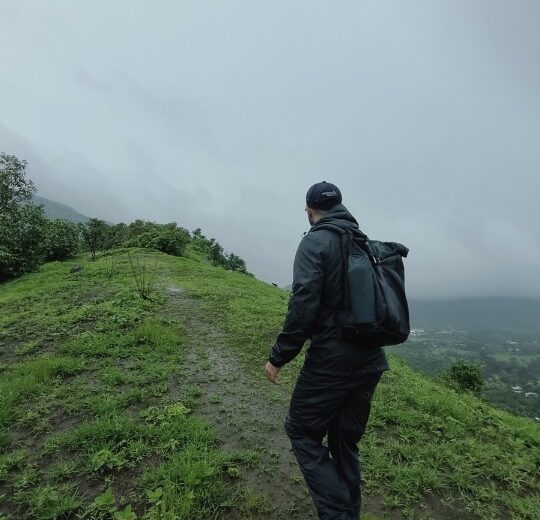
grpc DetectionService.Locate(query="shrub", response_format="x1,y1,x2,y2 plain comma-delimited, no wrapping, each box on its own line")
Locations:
0,153,48,281
0,204,47,282
128,252,158,300
44,219,80,261
0,153,35,213
191,228,250,274
444,360,484,393
226,253,248,274
125,227,189,256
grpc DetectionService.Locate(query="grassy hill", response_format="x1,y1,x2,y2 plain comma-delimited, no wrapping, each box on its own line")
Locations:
0,247,538,519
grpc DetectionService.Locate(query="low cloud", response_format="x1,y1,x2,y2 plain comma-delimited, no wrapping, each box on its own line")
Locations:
1,1,539,298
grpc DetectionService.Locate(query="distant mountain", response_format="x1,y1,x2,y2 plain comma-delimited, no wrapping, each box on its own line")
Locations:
410,297,540,332
33,195,89,223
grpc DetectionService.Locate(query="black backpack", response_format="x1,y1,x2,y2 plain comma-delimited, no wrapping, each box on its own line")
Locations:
312,224,410,346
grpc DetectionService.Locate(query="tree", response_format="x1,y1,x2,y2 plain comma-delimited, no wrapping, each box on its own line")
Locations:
444,360,484,393
0,153,35,214
226,253,247,273
0,204,47,281
207,238,226,267
82,218,108,260
44,219,80,261
127,219,154,240
191,228,209,253
108,222,129,249
0,153,47,281
190,228,250,274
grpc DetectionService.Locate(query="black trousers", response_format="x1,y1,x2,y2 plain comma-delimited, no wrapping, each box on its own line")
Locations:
285,367,382,520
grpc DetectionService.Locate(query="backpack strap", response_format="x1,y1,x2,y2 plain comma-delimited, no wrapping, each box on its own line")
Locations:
309,223,353,311
311,223,377,265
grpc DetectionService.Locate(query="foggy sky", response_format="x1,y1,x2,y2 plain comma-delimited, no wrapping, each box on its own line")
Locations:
1,1,539,299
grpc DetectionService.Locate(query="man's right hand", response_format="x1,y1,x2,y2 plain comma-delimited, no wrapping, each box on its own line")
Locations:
264,361,281,384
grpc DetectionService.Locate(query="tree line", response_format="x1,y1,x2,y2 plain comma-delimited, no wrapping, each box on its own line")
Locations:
0,153,250,282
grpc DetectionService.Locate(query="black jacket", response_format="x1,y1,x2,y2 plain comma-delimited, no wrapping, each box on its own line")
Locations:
268,203,389,375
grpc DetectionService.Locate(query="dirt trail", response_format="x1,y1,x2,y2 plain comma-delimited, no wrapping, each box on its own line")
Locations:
163,285,402,520
164,286,317,519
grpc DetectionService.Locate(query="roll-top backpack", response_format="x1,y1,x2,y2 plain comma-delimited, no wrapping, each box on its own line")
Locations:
312,224,410,346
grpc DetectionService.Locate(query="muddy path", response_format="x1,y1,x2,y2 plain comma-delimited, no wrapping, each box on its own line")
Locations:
163,285,402,520
164,285,317,519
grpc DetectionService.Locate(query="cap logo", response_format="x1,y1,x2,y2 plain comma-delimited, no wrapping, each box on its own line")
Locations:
321,190,337,197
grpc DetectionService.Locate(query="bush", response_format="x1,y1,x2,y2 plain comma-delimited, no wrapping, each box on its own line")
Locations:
125,227,189,256
151,228,190,256
0,153,34,213
191,228,250,274
104,223,129,250
44,219,80,261
226,253,248,274
0,203,47,282
444,360,484,393
0,153,48,281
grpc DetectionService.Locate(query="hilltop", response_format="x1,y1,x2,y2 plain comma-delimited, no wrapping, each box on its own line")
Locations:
0,246,538,520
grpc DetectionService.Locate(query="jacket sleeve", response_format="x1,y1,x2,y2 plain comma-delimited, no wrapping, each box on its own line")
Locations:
268,232,325,367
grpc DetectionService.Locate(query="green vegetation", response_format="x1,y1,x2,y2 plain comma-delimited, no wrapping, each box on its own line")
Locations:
127,252,159,300
0,250,253,519
44,219,80,262
124,225,190,258
0,153,47,281
191,227,250,274
159,252,540,519
82,218,110,261
0,153,250,282
443,360,484,393
0,245,538,518
388,331,540,418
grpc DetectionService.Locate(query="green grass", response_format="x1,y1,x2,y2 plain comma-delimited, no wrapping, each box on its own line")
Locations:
0,248,539,519
159,252,540,520
0,249,248,519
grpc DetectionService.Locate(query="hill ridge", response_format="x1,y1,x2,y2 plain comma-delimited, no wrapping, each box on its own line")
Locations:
0,248,538,519
33,195,90,223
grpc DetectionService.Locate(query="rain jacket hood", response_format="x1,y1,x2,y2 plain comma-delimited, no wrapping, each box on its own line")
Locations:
311,203,368,239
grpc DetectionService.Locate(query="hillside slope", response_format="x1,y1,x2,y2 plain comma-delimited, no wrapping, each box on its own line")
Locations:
33,195,90,223
0,249,538,520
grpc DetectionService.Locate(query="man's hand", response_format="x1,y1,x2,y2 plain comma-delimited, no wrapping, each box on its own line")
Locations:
264,361,281,384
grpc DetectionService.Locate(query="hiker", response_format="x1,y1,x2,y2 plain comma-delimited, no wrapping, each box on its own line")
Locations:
264,182,389,520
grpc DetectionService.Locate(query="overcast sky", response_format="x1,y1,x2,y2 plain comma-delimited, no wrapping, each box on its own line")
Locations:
1,1,539,299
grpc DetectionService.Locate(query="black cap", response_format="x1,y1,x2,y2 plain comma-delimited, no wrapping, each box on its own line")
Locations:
306,181,342,210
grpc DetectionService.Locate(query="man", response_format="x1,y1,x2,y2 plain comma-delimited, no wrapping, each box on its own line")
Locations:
264,181,389,520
